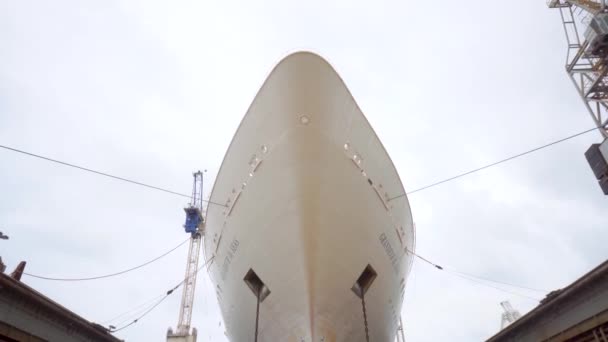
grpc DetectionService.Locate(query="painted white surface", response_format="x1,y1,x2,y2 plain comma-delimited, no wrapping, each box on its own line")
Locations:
203,52,414,342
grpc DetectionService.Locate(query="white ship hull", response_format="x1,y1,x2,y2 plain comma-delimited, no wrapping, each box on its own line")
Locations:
203,52,414,342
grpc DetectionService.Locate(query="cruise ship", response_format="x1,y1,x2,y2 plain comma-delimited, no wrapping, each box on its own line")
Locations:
203,52,415,342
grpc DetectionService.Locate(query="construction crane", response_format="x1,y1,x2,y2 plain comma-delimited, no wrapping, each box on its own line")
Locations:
548,0,608,194
167,171,205,342
499,301,522,329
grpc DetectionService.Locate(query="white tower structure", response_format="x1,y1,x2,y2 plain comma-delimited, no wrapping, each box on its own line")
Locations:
500,301,522,329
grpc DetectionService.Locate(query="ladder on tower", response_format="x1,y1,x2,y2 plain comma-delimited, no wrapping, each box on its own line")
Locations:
177,232,202,335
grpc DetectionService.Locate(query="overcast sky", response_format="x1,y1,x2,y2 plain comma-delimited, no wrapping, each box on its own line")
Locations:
1,1,607,341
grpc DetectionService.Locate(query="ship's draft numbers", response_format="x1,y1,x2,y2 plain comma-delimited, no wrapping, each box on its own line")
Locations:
220,238,240,280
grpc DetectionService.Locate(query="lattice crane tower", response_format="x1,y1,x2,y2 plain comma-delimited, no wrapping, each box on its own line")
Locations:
548,0,608,195
500,301,522,329
167,171,205,342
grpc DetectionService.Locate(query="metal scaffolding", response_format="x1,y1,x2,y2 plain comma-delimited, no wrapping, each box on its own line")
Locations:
548,0,608,139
